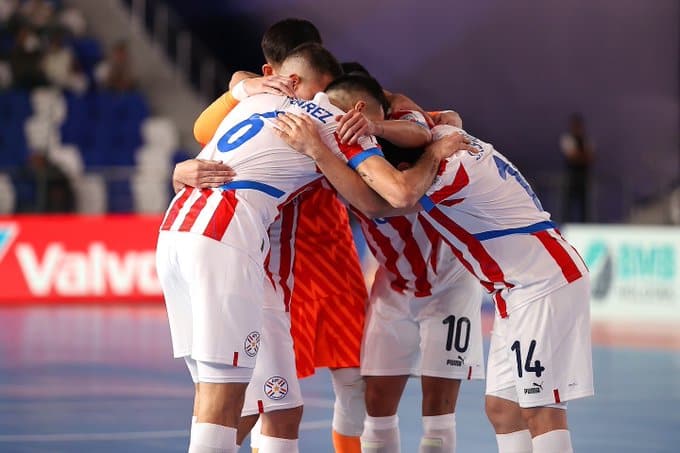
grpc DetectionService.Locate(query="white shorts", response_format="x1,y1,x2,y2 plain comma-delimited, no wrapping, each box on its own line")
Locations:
361,266,485,380
156,231,264,368
241,299,303,416
486,275,594,408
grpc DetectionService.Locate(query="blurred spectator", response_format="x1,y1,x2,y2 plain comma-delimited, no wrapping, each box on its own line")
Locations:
18,0,54,31
9,24,46,88
0,0,18,23
58,6,86,38
13,151,75,213
95,40,135,91
42,28,87,93
560,113,594,222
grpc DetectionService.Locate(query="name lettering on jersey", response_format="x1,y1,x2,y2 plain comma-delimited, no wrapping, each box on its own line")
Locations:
464,133,485,159
289,98,333,124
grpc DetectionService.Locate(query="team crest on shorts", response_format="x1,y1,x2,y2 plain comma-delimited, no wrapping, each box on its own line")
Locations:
244,331,260,357
264,376,288,400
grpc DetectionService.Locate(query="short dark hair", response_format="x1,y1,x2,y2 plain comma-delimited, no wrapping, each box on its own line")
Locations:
325,74,390,116
285,43,343,80
378,138,425,168
341,61,371,77
261,18,322,65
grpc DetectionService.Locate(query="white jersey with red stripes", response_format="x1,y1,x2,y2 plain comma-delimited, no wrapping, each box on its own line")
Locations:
160,92,381,260
263,194,303,312
352,109,468,297
353,209,467,297
418,125,588,317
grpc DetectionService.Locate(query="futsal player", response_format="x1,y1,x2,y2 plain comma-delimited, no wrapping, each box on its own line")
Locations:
275,107,594,453
178,18,430,453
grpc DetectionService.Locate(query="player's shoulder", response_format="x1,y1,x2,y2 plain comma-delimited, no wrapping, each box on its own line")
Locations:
287,92,344,128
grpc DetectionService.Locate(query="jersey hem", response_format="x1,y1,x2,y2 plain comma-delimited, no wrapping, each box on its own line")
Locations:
501,273,589,316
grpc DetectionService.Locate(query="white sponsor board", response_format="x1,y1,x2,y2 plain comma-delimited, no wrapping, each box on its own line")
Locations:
562,224,680,322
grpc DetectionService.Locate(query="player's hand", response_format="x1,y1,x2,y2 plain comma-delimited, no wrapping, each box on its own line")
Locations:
172,159,236,192
273,113,327,159
387,92,434,128
426,132,475,160
243,75,295,98
432,110,463,128
335,109,375,145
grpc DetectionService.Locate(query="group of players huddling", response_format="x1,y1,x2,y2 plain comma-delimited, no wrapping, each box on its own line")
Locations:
156,18,594,453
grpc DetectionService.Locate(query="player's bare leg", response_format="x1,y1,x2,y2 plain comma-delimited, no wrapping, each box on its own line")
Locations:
235,413,259,450
330,367,365,453
191,384,199,428
259,406,304,453
486,395,532,453
361,375,409,453
419,376,461,452
521,406,571,453
191,382,248,453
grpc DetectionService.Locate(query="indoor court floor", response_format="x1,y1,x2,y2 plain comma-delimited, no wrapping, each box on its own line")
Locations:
0,305,678,452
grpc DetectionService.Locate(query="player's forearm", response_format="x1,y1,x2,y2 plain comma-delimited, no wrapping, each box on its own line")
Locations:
375,119,431,148
193,91,239,146
228,71,258,90
353,146,440,210
313,147,396,218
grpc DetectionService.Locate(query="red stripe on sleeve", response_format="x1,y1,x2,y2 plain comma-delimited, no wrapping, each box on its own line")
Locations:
161,188,193,230
430,165,469,204
334,133,365,160
533,231,582,283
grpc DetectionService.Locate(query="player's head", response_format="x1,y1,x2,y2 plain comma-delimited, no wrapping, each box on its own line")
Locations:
261,18,322,75
279,43,343,100
378,138,425,171
325,74,390,122
341,61,371,77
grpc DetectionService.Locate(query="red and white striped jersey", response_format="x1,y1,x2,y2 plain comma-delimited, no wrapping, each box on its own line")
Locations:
353,210,467,298
160,92,381,260
418,125,588,317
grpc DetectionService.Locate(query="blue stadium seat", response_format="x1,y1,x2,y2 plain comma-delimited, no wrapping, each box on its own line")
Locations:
106,178,134,213
70,37,102,80
0,91,31,167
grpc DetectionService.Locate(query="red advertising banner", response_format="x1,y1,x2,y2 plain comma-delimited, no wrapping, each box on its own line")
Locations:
0,215,164,304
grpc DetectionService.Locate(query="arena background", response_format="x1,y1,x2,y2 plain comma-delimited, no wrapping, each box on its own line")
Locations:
0,0,678,451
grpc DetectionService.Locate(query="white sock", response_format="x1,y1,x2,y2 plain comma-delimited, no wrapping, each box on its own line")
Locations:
419,413,456,452
361,415,400,453
250,417,261,449
496,429,532,453
258,434,298,453
532,429,572,453
188,423,237,453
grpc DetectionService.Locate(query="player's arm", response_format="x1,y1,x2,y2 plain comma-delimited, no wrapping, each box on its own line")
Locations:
193,74,295,146
429,110,463,128
178,74,295,191
172,159,236,193
336,109,431,147
274,113,469,216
